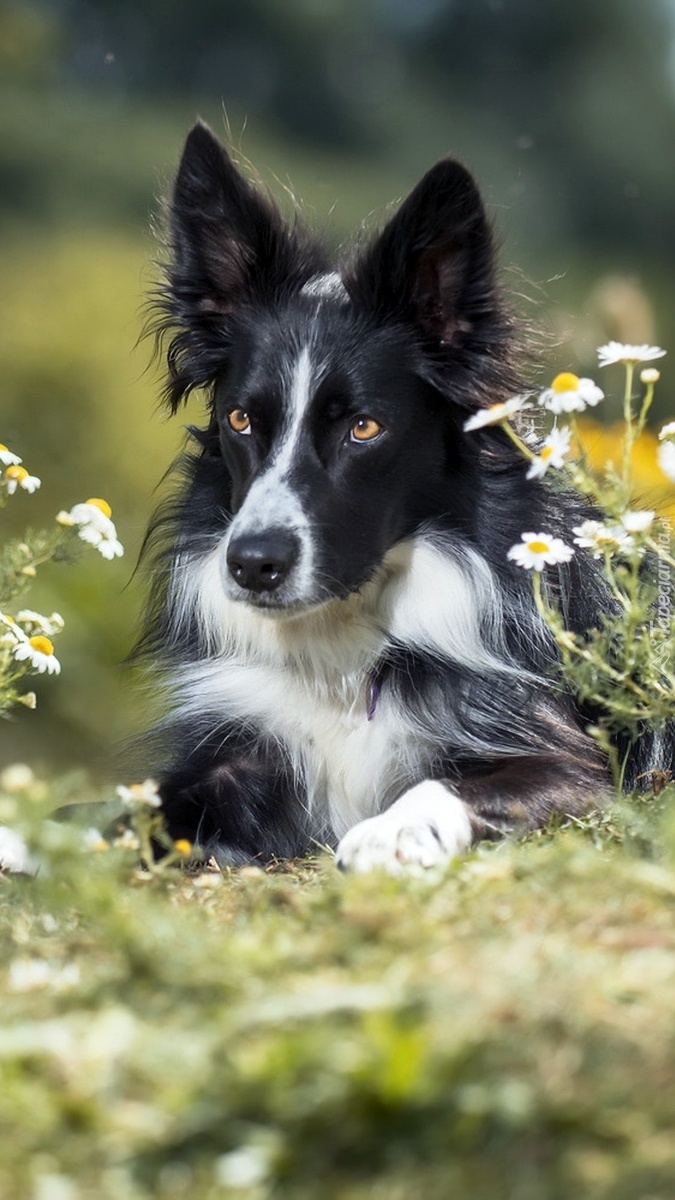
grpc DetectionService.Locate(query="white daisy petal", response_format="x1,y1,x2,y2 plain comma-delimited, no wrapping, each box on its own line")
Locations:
96,537,124,560
621,510,655,533
116,779,162,809
658,421,675,442
0,444,22,467
597,342,666,367
463,396,531,432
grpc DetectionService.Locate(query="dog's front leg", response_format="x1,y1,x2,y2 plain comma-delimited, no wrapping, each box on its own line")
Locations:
335,781,473,875
336,751,607,874
159,748,313,867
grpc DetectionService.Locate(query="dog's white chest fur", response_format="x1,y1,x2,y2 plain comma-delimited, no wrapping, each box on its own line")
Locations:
170,532,515,837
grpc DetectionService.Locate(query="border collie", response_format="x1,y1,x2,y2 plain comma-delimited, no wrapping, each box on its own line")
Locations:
143,121,671,874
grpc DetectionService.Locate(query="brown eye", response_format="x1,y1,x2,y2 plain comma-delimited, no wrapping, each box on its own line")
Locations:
350,416,383,443
227,408,251,435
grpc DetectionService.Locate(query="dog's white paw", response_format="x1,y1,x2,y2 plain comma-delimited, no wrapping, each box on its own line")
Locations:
0,826,37,875
335,780,472,875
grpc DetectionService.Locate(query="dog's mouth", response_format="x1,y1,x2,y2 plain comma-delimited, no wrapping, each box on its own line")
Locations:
225,582,354,619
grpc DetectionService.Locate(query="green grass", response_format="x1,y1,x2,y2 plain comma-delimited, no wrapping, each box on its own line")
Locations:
2,788,675,1199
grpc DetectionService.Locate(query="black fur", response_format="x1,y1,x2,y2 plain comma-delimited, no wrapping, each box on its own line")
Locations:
141,122,673,867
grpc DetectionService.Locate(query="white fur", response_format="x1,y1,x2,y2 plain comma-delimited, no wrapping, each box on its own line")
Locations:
0,826,36,875
167,533,527,839
334,780,473,874
301,272,347,300
223,347,317,601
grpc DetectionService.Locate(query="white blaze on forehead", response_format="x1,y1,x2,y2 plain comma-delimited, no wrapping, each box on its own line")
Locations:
278,345,315,475
229,345,316,535
301,272,347,300
224,346,318,596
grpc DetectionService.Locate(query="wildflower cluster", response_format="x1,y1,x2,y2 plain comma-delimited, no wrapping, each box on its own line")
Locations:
0,439,124,715
464,342,675,790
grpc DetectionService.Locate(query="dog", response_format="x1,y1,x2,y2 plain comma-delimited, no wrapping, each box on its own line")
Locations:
142,120,671,874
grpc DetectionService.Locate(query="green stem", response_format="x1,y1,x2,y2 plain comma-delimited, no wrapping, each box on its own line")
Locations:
502,420,535,461
635,381,655,439
621,361,636,494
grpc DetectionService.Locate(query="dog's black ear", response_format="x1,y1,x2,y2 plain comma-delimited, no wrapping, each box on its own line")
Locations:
169,121,314,315
346,160,497,346
158,122,325,411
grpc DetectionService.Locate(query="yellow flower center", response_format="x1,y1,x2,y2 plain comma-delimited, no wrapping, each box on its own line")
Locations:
527,539,550,554
0,443,8,452
174,839,193,856
551,372,580,393
28,635,54,656
86,497,112,519
5,465,28,482
540,445,554,461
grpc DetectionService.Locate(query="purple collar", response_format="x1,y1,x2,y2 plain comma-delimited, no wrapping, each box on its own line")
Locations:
366,669,381,721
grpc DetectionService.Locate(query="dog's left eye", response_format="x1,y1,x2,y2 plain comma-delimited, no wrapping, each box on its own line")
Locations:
227,409,252,435
350,417,383,443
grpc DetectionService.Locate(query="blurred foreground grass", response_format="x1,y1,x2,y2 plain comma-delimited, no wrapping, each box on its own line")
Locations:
2,782,675,1199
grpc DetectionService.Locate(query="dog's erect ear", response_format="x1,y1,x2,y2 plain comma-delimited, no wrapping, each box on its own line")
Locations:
346,160,497,346
158,122,326,412
169,121,319,317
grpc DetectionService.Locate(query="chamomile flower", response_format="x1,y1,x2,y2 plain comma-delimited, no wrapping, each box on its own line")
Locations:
116,779,162,809
0,443,21,467
0,613,25,646
597,342,667,367
4,465,41,495
538,373,604,414
57,498,124,559
463,395,531,432
526,425,572,480
657,439,675,483
12,635,61,675
658,421,675,442
572,520,631,558
507,532,574,571
16,610,65,638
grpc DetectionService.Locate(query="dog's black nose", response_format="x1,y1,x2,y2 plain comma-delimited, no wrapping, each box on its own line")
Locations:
226,530,299,593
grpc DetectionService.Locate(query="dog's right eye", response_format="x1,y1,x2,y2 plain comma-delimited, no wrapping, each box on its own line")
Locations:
227,409,252,435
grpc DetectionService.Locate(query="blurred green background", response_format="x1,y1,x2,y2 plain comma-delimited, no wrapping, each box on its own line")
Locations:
1,0,675,777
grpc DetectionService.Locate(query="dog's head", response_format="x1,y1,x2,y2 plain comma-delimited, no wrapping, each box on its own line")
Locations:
158,122,519,614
